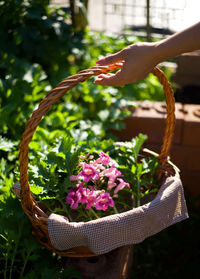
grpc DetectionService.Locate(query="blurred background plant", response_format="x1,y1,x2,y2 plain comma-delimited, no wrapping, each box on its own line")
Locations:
0,0,199,278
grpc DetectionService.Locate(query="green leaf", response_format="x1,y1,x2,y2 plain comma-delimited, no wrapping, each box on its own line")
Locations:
34,127,50,144
131,164,136,174
0,136,17,151
67,148,81,173
131,133,148,159
58,134,74,155
98,109,110,121
30,184,44,195
47,152,65,170
0,158,6,175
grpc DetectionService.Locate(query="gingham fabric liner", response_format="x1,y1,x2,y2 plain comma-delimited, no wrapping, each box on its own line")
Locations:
48,175,188,255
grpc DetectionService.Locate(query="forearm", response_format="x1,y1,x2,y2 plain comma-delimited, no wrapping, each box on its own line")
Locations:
155,21,200,63
95,22,200,86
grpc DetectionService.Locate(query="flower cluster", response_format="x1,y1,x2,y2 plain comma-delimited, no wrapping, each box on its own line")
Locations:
66,152,130,212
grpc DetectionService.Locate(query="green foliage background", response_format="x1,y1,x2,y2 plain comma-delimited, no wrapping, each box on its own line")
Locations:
1,1,199,279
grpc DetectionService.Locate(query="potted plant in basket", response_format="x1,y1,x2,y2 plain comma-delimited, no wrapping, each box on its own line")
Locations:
27,132,159,223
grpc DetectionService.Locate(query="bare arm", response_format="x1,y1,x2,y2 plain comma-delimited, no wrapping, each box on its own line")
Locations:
94,21,200,86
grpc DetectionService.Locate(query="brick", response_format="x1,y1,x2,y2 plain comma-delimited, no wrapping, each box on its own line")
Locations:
172,51,200,87
180,170,200,203
182,104,200,146
140,142,200,199
143,143,200,172
171,145,200,172
172,74,200,87
114,101,184,145
176,51,200,76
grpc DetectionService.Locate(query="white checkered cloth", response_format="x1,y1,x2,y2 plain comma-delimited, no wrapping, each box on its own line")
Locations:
48,175,188,255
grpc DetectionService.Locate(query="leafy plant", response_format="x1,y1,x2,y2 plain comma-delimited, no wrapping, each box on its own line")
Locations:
0,1,177,278
0,0,86,83
25,132,159,222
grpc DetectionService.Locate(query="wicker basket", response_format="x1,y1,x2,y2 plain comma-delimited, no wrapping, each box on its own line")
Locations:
19,64,176,257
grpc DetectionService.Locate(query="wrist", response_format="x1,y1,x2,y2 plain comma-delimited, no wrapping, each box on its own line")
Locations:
154,40,170,64
147,41,164,66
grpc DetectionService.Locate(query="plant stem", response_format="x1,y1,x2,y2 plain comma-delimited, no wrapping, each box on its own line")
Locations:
4,237,10,279
113,205,119,214
59,200,73,222
9,224,23,279
89,208,99,219
134,151,141,208
19,248,32,279
135,179,141,208
9,236,20,279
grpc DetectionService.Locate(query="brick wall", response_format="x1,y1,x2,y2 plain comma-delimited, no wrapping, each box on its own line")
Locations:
172,50,200,87
114,101,200,201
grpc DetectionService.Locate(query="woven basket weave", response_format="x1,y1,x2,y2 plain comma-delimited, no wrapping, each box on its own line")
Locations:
19,64,175,257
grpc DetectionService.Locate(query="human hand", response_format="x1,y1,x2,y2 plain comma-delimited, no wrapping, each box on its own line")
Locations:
94,42,160,86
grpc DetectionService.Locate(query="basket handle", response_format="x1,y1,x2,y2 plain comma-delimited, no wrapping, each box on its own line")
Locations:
19,64,175,212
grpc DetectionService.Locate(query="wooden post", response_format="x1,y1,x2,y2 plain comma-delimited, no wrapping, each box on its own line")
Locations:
146,0,151,41
69,0,75,27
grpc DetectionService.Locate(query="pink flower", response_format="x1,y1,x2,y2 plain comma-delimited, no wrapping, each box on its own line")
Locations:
98,151,110,165
70,175,79,181
107,178,117,191
92,162,105,171
66,188,82,209
66,186,94,209
78,161,84,167
95,192,114,211
79,155,86,159
66,151,130,214
77,187,89,204
114,178,130,194
102,166,122,180
78,163,99,182
76,182,85,188
85,190,100,209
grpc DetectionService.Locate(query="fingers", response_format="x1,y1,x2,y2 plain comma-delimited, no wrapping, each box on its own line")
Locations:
95,50,126,86
94,70,126,87
94,42,157,86
96,51,124,66
94,73,115,85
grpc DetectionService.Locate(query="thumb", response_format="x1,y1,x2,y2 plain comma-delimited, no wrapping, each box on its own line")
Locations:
96,51,124,66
